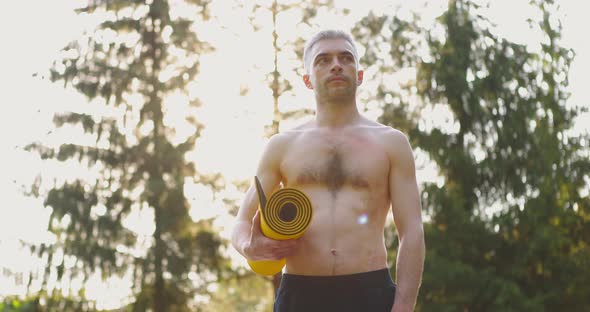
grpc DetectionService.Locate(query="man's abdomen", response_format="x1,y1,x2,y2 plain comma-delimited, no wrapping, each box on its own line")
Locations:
283,187,389,275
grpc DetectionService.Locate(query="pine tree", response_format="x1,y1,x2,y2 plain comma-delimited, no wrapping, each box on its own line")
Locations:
26,0,229,310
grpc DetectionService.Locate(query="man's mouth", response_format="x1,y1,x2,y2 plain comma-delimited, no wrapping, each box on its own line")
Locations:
328,76,346,83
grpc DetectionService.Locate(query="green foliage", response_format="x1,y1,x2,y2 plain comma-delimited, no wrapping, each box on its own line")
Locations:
0,296,38,312
205,273,274,312
0,292,98,312
355,0,590,310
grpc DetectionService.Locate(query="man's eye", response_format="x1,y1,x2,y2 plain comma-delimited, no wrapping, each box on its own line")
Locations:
341,55,354,63
317,58,329,64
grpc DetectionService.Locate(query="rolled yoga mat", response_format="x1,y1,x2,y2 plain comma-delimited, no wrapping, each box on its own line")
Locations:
247,176,313,275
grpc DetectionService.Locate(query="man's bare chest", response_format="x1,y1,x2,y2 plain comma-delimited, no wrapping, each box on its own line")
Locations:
280,132,389,194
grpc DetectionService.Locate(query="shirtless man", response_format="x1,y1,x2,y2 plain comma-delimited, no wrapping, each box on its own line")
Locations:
231,30,425,312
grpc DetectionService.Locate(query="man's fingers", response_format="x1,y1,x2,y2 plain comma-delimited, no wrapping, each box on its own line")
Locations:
265,237,297,248
249,238,300,261
249,211,301,260
272,245,299,258
270,239,299,253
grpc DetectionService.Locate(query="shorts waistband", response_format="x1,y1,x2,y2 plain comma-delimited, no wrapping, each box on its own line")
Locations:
281,268,393,289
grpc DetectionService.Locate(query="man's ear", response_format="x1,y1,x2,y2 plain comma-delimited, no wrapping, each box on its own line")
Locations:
303,74,313,90
357,70,364,86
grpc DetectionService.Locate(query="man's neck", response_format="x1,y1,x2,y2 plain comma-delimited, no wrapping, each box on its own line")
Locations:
314,97,360,128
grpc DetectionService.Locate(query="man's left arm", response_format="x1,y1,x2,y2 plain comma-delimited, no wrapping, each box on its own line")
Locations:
387,130,425,312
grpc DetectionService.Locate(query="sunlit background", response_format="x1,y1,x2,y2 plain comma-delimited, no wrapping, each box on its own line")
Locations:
1,0,589,310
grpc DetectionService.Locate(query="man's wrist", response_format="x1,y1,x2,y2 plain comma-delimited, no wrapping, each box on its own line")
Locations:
391,303,414,312
391,289,416,312
391,297,416,312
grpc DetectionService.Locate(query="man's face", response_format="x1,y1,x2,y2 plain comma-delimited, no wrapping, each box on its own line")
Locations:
303,39,363,100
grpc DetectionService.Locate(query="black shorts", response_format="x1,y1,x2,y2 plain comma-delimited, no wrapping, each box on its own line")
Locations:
273,268,396,312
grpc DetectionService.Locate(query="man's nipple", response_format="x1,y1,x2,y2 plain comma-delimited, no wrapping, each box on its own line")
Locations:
330,248,337,255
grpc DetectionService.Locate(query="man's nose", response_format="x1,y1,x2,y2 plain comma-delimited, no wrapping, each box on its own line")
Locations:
330,59,343,73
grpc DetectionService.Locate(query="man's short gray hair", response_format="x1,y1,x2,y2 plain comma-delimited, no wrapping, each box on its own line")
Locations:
303,30,359,73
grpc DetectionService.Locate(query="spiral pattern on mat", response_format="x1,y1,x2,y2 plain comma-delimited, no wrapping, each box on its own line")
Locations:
263,188,312,236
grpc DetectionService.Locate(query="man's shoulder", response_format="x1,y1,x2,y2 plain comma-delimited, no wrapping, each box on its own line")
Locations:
271,119,314,140
380,126,408,142
359,120,411,157
266,122,310,148
360,118,407,141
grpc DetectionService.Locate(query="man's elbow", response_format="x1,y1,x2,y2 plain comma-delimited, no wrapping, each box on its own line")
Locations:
231,220,251,253
230,222,243,248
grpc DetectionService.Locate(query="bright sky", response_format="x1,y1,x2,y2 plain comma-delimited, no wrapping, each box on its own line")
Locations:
1,0,588,309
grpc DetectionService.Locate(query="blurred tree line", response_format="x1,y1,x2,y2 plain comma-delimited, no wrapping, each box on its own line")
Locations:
353,0,589,310
7,0,588,311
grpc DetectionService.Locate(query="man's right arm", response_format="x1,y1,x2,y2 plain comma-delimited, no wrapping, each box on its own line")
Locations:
231,134,299,260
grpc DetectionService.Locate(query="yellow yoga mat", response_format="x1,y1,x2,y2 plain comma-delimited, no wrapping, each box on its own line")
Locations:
247,176,313,276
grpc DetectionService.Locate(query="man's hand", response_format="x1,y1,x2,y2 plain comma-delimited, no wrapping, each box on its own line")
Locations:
243,210,300,261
